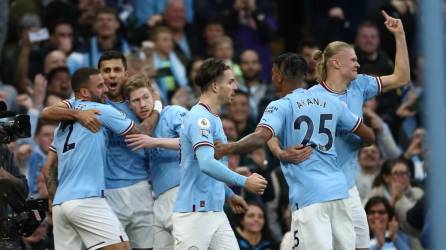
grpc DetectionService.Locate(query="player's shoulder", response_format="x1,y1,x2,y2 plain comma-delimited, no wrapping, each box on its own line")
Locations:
72,100,108,110
264,97,290,114
350,74,376,87
308,83,325,93
163,105,189,116
187,104,216,126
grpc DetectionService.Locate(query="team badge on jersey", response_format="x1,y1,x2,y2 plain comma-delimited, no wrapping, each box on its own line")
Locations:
198,118,210,128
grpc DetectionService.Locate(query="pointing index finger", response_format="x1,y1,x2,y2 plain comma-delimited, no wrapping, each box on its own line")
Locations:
381,10,391,20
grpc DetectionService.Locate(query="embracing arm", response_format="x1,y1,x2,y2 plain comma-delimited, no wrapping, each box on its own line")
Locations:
218,127,272,156
125,134,180,150
267,137,312,163
41,101,102,132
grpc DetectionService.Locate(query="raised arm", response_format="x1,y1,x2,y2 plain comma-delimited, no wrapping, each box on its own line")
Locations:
380,10,411,92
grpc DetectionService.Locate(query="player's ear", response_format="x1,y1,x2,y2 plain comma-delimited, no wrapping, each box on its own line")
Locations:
331,58,341,69
211,81,218,93
79,88,90,99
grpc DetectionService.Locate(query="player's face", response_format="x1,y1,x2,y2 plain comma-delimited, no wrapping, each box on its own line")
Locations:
100,59,128,100
242,205,265,234
367,203,389,226
87,74,108,103
216,69,238,104
333,48,360,81
129,87,154,120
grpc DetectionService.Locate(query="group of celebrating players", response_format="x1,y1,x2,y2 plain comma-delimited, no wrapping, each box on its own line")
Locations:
42,10,409,250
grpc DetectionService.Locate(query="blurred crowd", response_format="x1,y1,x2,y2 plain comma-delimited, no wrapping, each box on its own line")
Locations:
0,0,428,249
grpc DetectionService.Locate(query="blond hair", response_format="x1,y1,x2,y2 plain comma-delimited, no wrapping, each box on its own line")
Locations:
313,41,353,82
122,73,154,100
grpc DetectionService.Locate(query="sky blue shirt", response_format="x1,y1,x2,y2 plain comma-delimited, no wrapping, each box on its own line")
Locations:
105,100,150,189
51,100,134,205
149,105,187,197
309,74,381,188
258,89,361,211
174,103,243,212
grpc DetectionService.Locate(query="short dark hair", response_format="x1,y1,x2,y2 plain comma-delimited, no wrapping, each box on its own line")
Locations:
195,58,231,92
98,50,127,70
71,67,100,91
273,53,307,81
46,66,69,84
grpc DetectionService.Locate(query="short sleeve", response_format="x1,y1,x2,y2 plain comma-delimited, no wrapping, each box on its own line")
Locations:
49,129,58,152
168,106,188,136
336,102,362,133
62,98,75,109
257,99,288,137
358,74,382,100
188,114,215,151
98,105,134,135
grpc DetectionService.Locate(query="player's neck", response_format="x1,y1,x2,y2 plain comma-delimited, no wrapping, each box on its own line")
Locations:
107,94,124,102
199,95,221,115
282,80,303,94
324,74,349,92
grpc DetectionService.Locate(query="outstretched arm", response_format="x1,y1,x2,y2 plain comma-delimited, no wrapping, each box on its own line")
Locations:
380,10,411,92
215,127,272,158
125,134,180,150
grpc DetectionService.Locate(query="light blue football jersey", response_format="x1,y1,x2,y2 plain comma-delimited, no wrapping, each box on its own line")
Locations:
149,105,188,197
174,103,232,212
105,100,149,189
258,89,361,211
51,100,134,205
310,74,381,188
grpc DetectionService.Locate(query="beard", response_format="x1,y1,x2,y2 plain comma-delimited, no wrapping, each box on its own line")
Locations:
90,93,105,103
